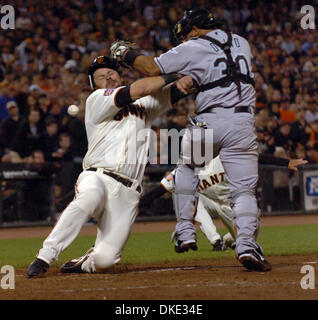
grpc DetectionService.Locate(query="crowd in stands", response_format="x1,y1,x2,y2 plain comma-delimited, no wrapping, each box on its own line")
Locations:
1,0,318,167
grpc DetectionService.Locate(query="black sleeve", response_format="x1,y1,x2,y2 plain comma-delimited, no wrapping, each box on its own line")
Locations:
170,84,190,104
114,86,133,107
138,184,167,208
259,154,289,167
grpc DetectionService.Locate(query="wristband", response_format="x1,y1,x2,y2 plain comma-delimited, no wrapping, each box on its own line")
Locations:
160,73,180,85
124,49,141,67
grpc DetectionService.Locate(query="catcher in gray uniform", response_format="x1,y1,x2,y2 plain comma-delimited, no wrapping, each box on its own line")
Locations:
111,9,270,271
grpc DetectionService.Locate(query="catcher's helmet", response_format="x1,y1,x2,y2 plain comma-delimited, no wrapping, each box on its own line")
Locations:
173,9,221,43
88,55,119,90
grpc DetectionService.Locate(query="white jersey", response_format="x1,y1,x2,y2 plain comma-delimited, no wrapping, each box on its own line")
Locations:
197,156,230,204
161,156,230,205
83,86,171,184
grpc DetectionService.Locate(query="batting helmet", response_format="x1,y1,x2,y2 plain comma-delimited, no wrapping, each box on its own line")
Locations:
173,9,223,44
88,55,119,90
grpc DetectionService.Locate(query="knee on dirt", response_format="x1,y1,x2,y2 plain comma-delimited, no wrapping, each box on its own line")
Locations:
93,243,120,271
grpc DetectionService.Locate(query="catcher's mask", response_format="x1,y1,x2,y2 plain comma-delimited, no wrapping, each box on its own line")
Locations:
88,55,119,90
173,8,220,44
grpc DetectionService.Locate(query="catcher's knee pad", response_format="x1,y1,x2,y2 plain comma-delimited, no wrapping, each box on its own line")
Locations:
93,243,120,271
231,188,260,240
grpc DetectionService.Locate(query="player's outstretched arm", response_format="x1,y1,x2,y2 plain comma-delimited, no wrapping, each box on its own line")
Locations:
110,40,161,76
139,171,174,209
287,159,308,171
129,74,179,101
258,154,308,171
134,56,161,76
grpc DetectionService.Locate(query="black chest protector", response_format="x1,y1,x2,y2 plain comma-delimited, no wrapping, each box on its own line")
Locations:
195,31,255,97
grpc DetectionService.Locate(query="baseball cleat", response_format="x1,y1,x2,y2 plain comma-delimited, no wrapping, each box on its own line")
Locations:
27,258,49,278
212,239,223,251
238,248,272,272
174,239,198,253
171,231,197,253
221,233,236,251
60,247,94,273
222,241,236,250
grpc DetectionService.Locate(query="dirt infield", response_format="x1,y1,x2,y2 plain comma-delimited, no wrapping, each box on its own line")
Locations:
1,255,318,300
1,215,318,300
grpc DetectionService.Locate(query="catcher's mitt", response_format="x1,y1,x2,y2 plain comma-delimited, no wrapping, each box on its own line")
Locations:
110,40,136,68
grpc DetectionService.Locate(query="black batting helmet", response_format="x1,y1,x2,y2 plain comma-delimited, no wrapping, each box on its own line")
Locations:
173,9,223,44
88,56,119,90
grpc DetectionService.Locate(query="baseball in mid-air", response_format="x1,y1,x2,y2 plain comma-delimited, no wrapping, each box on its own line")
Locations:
68,104,79,116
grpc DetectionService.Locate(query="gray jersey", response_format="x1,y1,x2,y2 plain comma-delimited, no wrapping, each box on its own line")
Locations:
155,29,256,113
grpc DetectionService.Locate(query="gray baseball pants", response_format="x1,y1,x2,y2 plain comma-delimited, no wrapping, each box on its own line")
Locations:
174,108,260,255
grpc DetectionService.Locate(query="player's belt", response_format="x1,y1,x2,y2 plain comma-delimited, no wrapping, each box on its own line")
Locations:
86,168,142,193
234,106,252,113
197,105,252,115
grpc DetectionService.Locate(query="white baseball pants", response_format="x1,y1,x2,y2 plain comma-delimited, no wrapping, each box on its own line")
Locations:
196,195,236,242
37,169,140,272
195,198,221,244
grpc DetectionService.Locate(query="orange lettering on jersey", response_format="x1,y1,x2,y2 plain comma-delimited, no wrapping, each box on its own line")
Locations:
210,174,219,185
114,103,145,121
219,172,225,182
202,179,211,189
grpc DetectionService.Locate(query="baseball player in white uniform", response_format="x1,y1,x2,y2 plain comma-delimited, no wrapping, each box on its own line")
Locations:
26,56,192,277
160,156,235,251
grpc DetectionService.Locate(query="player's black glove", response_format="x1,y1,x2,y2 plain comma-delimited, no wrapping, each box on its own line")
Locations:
110,40,140,69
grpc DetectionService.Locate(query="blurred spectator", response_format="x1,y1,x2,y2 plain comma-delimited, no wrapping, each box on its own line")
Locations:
294,143,308,162
54,183,67,214
281,36,296,55
269,102,281,120
26,149,62,177
15,8,32,30
31,149,45,164
308,120,318,149
306,143,318,163
0,101,25,151
279,99,296,123
0,86,17,120
41,117,59,161
289,108,311,147
11,109,43,159
51,133,73,162
305,99,318,123
274,122,292,151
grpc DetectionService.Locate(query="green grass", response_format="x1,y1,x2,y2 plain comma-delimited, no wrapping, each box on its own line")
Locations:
1,224,318,268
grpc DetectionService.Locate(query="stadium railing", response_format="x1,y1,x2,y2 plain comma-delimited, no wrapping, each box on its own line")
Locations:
0,162,317,227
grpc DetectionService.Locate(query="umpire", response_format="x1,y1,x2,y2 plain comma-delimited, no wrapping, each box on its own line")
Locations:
111,9,271,271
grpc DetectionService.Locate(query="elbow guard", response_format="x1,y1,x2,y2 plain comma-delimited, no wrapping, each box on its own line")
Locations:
115,86,133,107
